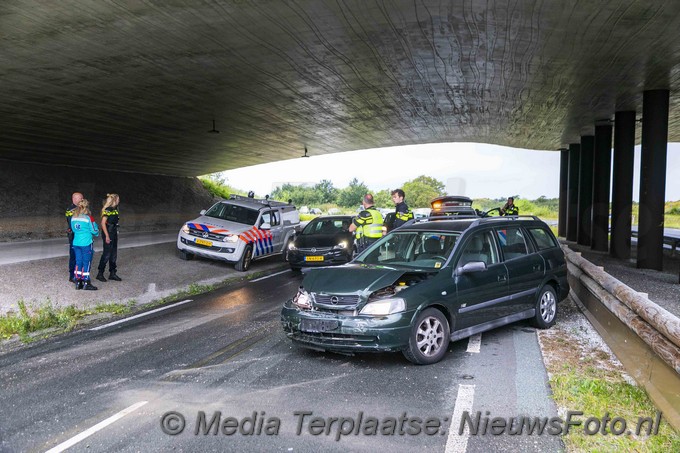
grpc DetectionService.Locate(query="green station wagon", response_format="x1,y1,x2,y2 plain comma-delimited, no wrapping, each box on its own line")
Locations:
281,216,569,364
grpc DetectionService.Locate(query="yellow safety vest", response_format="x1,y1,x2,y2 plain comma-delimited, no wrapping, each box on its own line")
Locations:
355,207,384,239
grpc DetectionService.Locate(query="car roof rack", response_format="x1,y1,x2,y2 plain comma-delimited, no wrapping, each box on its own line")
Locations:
470,215,541,228
400,215,480,228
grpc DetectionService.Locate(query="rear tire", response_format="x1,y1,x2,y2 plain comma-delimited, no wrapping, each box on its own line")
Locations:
177,249,194,261
403,308,450,365
532,285,558,329
235,244,253,272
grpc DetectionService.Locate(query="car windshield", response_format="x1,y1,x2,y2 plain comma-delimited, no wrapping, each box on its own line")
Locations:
204,203,259,225
302,218,350,235
355,231,461,269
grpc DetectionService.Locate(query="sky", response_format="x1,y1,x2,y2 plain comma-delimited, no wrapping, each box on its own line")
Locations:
218,142,680,201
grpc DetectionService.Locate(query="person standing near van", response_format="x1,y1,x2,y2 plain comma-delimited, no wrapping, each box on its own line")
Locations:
96,193,122,282
70,199,99,290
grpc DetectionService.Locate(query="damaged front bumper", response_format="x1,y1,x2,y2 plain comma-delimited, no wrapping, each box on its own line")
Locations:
280,299,413,353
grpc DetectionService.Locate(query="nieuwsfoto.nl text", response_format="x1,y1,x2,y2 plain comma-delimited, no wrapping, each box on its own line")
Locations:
159,410,662,440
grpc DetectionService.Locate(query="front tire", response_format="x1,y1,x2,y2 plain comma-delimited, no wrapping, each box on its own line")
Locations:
532,285,558,329
403,308,450,365
235,244,253,272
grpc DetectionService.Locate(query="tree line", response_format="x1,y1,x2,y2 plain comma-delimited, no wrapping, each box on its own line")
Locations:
270,175,447,208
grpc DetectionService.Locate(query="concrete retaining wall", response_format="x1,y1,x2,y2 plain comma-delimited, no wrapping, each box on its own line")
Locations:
0,160,217,241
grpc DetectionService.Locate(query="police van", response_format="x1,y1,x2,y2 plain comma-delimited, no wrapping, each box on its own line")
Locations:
177,194,300,271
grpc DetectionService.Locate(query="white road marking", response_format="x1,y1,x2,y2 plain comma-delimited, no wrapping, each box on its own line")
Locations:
250,269,290,282
466,333,482,353
445,384,476,453
89,299,193,331
44,401,148,453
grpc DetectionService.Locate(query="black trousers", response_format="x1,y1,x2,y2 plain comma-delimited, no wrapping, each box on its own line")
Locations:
68,232,76,276
98,231,118,274
356,237,379,254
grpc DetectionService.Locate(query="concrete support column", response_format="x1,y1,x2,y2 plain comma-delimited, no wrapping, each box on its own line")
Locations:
637,89,669,270
591,125,612,252
566,143,580,241
558,148,569,237
577,135,594,246
610,111,636,259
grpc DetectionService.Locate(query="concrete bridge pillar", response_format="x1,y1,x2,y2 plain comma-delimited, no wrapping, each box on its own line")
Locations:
591,124,612,252
610,111,636,259
637,89,669,270
558,148,569,237
566,143,581,241
577,135,595,246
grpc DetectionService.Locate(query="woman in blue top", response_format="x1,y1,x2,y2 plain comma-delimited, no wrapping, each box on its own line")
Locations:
70,199,100,290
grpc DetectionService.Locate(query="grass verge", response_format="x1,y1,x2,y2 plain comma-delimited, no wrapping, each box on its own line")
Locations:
0,267,282,343
0,300,136,342
538,298,680,452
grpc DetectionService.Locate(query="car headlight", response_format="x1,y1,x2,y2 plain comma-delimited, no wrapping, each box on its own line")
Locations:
292,287,312,309
359,298,406,316
181,224,190,234
332,241,348,250
222,234,239,243
288,242,297,250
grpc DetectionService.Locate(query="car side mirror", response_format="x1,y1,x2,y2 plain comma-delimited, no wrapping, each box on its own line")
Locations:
200,209,206,215
456,261,487,275
260,222,271,230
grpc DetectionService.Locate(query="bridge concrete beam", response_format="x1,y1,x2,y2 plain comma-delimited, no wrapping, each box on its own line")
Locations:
566,143,581,242
592,124,613,252
638,90,670,271
577,136,595,246
611,111,636,260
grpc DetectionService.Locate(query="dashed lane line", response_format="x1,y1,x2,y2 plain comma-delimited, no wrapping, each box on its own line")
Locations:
250,269,291,282
44,401,148,453
466,333,482,353
445,384,476,453
89,299,193,331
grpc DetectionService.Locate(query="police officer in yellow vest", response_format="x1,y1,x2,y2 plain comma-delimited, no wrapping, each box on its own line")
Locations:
349,194,384,253
500,197,519,216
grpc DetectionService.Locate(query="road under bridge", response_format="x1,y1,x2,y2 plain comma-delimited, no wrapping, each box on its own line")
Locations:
2,0,679,269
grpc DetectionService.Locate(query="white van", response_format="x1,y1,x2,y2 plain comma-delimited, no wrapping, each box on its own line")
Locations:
177,195,300,271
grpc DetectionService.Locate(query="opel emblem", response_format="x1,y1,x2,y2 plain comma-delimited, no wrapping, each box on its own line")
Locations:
311,247,316,253
202,232,209,238
330,296,339,305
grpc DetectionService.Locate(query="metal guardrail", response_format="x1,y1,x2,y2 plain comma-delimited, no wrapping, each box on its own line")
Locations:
563,245,680,430
630,227,680,256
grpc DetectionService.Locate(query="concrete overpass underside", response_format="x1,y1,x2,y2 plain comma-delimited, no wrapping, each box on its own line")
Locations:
3,0,680,176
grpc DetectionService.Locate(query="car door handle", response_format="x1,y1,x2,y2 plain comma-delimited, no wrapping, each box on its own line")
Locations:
497,274,507,282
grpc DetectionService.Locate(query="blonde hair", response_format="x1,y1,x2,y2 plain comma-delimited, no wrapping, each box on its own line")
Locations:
101,193,120,216
74,199,91,217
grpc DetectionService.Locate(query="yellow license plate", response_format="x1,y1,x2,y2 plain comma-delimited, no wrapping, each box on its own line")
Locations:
305,256,324,262
195,238,213,247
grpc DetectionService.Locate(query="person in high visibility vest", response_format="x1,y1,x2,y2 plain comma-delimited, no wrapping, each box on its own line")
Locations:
349,194,384,253
500,197,519,216
391,188,414,229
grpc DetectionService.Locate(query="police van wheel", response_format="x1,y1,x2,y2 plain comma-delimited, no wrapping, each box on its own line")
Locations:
177,249,194,261
235,245,253,272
